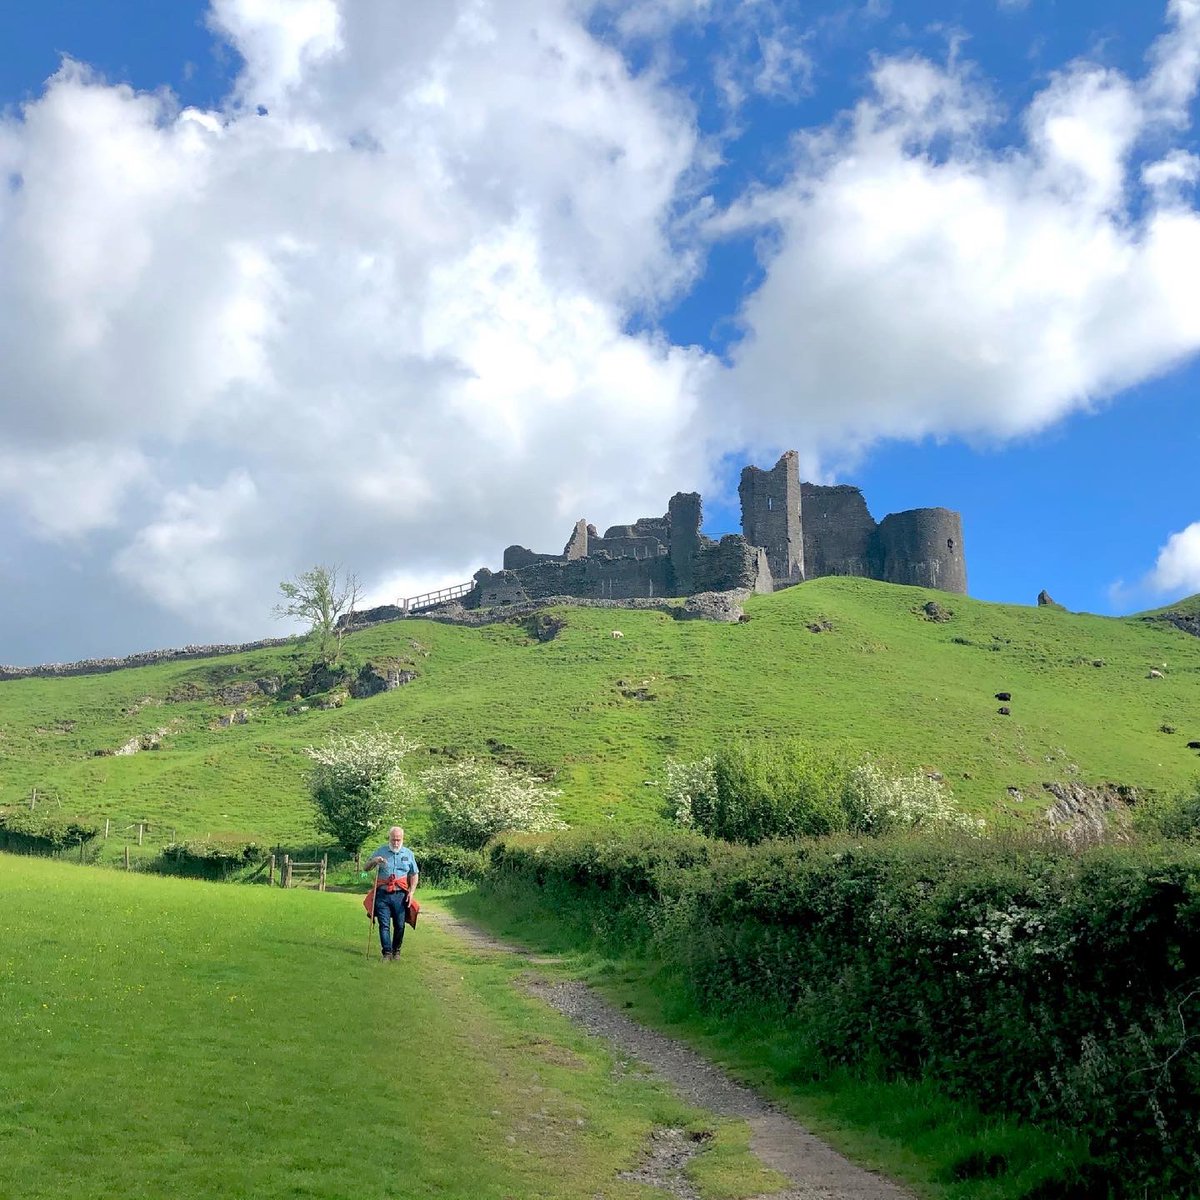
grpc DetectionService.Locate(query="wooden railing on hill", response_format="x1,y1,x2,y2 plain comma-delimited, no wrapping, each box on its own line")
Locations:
400,582,473,615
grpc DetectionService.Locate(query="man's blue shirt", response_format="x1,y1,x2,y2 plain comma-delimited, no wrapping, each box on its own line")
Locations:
371,844,418,881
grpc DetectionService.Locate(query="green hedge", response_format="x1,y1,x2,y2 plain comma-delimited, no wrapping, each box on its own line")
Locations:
485,830,1200,1195
417,842,488,887
159,836,268,879
0,808,100,855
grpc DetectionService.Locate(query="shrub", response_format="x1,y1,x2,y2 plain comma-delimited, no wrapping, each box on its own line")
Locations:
415,842,487,886
706,739,850,843
842,761,984,836
668,746,981,842
0,808,100,853
1133,778,1200,841
160,837,267,878
663,756,716,827
420,757,565,850
305,729,418,858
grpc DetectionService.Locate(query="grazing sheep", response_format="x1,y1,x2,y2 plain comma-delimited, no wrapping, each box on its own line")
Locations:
995,691,1012,702
1148,668,1165,679
610,630,624,639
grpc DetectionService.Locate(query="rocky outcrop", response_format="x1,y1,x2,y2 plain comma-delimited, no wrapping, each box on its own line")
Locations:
349,660,418,698
1043,781,1136,848
1146,609,1200,638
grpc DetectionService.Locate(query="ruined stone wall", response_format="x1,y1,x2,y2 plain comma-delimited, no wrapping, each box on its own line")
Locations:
563,519,589,560
503,545,562,570
470,568,532,608
471,555,673,605
800,483,877,579
738,451,804,585
667,491,702,596
604,516,671,541
585,535,666,560
692,534,771,594
873,508,967,593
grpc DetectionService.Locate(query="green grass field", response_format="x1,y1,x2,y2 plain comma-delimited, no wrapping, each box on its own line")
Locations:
0,857,785,1200
2,578,1199,857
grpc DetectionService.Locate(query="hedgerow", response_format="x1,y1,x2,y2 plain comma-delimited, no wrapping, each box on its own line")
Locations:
0,808,100,854
415,841,487,887
665,741,981,842
484,829,1200,1194
159,836,268,878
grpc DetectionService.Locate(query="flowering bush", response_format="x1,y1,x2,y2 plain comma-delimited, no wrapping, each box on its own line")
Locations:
665,745,981,841
420,757,565,849
663,756,716,827
305,729,418,855
842,761,984,836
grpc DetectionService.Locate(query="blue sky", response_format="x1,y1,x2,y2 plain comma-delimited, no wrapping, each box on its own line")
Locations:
1,1,1198,663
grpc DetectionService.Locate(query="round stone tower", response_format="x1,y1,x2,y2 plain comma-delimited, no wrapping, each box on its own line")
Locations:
873,508,967,594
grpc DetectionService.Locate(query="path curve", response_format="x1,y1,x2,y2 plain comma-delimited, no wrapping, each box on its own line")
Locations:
428,909,915,1200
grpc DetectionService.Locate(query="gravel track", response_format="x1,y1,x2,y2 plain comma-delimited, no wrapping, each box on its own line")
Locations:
428,910,915,1200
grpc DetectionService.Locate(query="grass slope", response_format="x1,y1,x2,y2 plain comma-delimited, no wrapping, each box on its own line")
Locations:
0,857,781,1200
2,578,1199,852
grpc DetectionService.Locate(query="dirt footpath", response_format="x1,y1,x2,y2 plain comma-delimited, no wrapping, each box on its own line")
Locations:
428,910,915,1200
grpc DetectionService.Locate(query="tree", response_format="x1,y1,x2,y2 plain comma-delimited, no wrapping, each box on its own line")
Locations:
305,730,417,867
420,757,565,850
275,564,362,665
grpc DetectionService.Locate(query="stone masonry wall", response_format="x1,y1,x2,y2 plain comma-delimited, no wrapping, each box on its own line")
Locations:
470,554,673,605
800,483,877,578
692,534,771,594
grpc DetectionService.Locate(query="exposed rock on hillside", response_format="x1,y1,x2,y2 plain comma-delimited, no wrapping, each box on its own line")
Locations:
1044,781,1136,847
1147,610,1200,638
349,660,417,698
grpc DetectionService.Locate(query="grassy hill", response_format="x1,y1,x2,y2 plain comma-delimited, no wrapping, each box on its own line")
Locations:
2,577,1199,856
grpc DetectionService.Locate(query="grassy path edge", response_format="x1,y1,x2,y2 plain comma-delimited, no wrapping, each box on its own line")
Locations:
426,907,916,1200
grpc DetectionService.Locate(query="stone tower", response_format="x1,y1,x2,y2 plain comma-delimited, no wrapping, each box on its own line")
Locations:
738,451,804,586
873,508,967,593
667,492,702,596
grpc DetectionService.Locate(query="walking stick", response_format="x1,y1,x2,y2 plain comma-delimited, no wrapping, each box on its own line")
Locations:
362,873,379,959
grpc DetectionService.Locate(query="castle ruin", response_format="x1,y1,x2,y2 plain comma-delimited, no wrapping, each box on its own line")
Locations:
467,451,965,608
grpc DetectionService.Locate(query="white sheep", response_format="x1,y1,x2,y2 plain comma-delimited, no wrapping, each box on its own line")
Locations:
1148,668,1165,679
610,630,624,639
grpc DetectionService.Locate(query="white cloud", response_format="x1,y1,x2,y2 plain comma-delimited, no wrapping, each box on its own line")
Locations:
708,0,1200,466
1145,522,1200,597
0,445,148,538
3,0,1200,657
0,0,709,646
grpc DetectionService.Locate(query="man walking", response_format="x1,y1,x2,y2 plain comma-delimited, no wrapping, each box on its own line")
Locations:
365,826,419,960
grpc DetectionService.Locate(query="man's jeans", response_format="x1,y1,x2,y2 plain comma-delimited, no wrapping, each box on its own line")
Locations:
375,889,408,955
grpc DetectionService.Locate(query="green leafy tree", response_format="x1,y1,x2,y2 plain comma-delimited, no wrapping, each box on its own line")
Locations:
305,730,417,867
420,757,565,850
275,564,361,665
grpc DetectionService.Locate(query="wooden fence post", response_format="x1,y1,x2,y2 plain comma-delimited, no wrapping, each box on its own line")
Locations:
78,837,84,864
319,855,327,892
29,788,36,810
124,846,130,871
283,854,292,888
104,819,110,839
137,823,144,846
268,854,276,887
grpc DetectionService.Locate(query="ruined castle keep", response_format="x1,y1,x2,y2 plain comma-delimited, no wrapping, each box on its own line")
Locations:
467,450,965,608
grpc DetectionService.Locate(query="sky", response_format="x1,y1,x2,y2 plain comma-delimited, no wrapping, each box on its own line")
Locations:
1,0,1199,665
